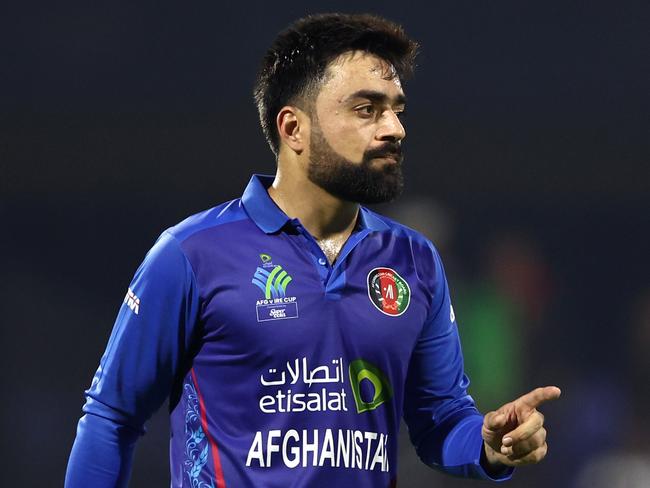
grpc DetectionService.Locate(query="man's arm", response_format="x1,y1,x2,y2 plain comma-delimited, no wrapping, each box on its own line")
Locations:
403,245,514,481
403,244,560,480
65,232,200,487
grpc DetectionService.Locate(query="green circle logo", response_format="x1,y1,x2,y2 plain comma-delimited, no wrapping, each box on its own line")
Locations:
348,359,393,413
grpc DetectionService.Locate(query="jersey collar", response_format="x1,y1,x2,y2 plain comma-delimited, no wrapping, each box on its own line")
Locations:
358,206,390,232
241,174,290,234
241,174,390,234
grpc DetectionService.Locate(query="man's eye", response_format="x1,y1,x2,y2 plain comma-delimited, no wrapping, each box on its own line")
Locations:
356,106,375,116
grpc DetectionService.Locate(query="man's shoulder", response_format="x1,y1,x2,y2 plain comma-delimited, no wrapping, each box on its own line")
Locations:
363,207,447,289
361,206,436,251
164,198,250,245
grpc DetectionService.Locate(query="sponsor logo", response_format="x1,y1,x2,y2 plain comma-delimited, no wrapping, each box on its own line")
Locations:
348,359,393,413
252,254,299,322
256,357,392,415
258,357,348,414
123,287,140,315
269,308,287,319
367,267,410,316
247,356,393,472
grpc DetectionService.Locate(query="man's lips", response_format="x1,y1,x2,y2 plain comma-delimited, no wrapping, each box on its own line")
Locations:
372,153,402,163
365,143,403,164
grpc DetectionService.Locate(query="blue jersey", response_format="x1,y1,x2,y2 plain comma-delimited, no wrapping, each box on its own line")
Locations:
65,175,512,487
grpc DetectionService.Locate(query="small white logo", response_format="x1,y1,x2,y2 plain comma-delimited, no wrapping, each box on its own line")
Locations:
124,287,140,315
269,308,287,319
450,304,455,323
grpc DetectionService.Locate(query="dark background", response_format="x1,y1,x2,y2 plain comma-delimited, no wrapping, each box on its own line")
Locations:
2,1,648,487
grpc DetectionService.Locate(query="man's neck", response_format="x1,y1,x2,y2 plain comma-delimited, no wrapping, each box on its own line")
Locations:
267,168,359,263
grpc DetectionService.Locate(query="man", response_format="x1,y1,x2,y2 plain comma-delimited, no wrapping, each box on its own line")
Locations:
66,13,560,487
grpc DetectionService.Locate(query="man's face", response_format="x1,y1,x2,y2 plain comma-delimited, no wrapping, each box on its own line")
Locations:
306,51,407,204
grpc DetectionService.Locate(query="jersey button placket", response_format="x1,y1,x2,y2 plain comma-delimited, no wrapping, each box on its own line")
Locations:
309,245,331,285
292,221,331,286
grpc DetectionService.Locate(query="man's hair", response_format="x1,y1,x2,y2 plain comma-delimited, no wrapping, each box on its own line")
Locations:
253,13,419,156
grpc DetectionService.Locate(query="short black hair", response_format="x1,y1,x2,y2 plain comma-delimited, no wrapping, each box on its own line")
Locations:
253,13,419,156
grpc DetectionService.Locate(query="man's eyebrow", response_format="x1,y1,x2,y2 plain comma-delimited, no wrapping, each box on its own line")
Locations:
344,90,407,106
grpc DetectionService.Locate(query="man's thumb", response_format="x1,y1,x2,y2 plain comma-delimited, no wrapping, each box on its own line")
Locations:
484,412,507,433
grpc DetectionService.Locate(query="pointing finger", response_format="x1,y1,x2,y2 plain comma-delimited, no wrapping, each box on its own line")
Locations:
518,386,561,409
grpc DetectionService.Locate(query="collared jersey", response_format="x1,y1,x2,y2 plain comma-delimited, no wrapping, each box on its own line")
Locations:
65,175,512,487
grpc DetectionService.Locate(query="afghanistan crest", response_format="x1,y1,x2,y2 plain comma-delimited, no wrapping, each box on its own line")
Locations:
367,267,411,316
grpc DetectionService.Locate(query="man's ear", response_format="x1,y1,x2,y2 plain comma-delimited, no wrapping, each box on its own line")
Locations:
276,106,308,154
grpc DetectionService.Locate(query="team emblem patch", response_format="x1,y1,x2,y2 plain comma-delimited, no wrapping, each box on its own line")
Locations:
367,267,411,316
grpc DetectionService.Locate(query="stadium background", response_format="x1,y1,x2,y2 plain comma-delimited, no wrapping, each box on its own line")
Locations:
2,1,648,486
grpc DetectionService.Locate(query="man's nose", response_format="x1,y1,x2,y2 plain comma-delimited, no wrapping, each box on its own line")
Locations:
376,110,406,142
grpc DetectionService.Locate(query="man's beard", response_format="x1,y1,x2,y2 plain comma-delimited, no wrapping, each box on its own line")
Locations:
307,123,404,205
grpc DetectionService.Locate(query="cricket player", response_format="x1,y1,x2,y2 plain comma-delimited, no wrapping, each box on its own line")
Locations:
65,13,560,487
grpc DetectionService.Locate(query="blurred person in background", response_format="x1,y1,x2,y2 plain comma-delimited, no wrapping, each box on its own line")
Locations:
381,201,561,488
458,233,553,411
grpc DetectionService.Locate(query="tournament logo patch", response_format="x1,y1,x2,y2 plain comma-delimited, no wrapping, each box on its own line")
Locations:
367,267,410,316
252,254,299,322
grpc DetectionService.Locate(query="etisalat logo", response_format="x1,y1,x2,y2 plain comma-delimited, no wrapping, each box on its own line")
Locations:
247,357,394,472
348,359,393,413
252,254,299,322
257,357,393,415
